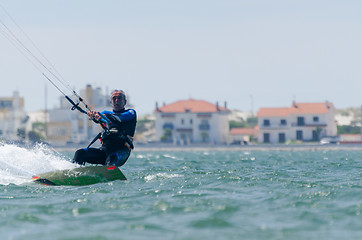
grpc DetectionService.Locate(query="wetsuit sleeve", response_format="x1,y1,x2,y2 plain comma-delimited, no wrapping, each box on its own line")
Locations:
103,109,137,123
118,109,137,122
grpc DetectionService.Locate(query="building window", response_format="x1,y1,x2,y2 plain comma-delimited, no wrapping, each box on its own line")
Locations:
163,123,174,130
201,119,208,124
280,119,287,125
0,100,13,108
190,119,193,124
296,130,303,140
263,119,270,126
279,133,286,143
313,116,319,122
297,117,305,126
181,119,184,125
199,119,210,130
263,133,270,143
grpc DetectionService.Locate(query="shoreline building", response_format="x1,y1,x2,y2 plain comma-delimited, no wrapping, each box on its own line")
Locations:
257,101,337,143
0,91,28,141
46,85,113,146
228,127,257,145
154,99,230,144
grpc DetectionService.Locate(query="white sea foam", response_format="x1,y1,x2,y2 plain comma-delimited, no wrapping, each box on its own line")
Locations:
144,173,183,182
0,143,76,185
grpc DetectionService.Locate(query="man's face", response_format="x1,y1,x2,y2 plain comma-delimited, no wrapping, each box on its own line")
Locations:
111,92,126,111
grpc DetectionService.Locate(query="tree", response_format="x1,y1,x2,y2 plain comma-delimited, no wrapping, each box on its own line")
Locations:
17,128,26,140
229,120,245,129
160,128,173,142
28,131,44,143
136,118,154,133
337,125,361,135
246,116,257,127
229,116,257,129
315,127,323,141
32,122,45,132
200,132,209,143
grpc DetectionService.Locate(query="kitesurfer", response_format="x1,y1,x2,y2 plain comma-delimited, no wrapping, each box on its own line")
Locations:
72,90,137,166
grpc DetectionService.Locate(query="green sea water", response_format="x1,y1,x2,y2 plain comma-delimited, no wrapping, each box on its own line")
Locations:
0,144,361,240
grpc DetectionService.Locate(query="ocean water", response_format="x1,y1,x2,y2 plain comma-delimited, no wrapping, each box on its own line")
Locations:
0,144,361,240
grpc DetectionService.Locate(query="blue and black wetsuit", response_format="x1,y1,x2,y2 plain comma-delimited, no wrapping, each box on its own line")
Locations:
72,108,137,166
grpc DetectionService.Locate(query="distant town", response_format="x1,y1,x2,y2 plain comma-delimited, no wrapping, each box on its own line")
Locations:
1,84,361,148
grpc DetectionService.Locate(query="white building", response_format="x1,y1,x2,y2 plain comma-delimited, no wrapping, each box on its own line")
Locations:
257,101,337,143
0,91,28,141
154,99,230,144
26,110,49,138
228,127,256,145
47,85,113,146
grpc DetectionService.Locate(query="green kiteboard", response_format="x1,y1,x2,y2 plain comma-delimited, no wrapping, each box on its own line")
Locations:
32,165,126,186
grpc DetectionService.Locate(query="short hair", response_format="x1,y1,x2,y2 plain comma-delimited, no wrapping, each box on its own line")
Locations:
110,90,126,100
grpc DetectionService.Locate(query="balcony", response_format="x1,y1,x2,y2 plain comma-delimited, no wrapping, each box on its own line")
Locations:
161,113,175,118
197,113,212,118
259,124,289,130
176,128,192,132
199,124,210,130
291,123,327,127
162,123,174,130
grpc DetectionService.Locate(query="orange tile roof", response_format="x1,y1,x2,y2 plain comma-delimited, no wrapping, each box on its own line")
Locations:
257,102,334,117
257,107,290,117
340,134,361,137
156,99,228,113
289,102,333,114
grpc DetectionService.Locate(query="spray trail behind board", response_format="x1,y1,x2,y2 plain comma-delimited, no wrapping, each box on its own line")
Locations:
0,143,75,185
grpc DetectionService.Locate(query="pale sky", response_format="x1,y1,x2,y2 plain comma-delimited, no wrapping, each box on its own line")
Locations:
1,0,362,116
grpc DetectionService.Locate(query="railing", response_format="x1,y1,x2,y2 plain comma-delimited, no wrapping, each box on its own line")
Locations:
261,123,327,129
163,123,174,130
199,124,210,130
291,123,327,127
260,124,288,129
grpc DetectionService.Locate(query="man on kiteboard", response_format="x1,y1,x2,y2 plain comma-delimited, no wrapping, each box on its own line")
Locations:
72,90,137,166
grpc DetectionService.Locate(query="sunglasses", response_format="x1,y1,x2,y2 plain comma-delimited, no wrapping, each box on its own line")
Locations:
112,96,125,100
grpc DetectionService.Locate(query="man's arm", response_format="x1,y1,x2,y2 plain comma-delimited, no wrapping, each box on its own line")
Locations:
104,109,137,123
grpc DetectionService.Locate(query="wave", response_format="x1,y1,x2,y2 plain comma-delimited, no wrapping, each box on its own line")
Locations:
144,173,183,182
0,143,76,185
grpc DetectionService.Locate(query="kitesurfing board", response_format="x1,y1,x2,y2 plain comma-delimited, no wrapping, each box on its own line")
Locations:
32,165,126,186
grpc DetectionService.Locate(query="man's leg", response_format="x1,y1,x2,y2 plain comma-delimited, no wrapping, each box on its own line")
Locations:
72,148,107,165
105,149,130,166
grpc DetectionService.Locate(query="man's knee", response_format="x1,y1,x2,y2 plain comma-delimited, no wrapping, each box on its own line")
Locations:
105,150,130,166
72,148,87,165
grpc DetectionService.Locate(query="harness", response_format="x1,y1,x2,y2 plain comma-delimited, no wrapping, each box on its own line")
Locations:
102,128,134,150
87,128,134,151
